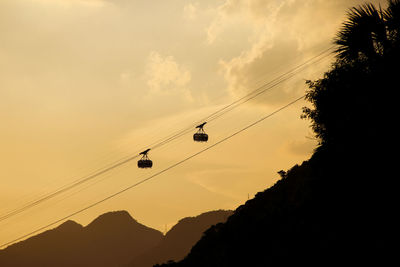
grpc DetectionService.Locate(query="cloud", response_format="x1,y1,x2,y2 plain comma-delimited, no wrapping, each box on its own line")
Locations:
183,3,198,21
207,0,386,106
205,0,283,44
145,51,192,100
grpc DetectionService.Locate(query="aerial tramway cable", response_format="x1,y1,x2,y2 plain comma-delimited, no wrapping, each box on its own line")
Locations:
0,46,334,224
0,95,305,249
148,47,334,150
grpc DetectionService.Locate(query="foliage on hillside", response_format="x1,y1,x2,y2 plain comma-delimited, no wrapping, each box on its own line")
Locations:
158,1,398,266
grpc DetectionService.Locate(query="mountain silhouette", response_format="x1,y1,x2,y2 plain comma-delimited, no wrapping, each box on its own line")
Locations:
129,210,232,267
0,210,232,267
0,210,163,267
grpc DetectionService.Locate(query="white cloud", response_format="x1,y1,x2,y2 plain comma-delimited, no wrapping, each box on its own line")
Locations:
207,0,379,105
205,0,283,44
145,51,192,100
183,3,198,21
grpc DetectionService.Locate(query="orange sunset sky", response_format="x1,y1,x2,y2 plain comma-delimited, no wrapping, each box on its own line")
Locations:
0,0,385,247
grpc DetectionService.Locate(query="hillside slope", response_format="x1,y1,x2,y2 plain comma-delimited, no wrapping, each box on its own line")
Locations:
129,210,232,267
158,148,393,266
157,2,398,264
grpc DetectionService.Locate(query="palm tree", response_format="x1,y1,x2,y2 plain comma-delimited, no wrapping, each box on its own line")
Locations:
335,2,387,60
304,1,400,148
385,0,400,47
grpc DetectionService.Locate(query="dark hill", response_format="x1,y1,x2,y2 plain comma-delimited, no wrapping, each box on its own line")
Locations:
0,210,233,267
157,1,399,265
0,220,84,267
129,210,233,267
157,148,393,267
0,210,163,267
82,211,163,267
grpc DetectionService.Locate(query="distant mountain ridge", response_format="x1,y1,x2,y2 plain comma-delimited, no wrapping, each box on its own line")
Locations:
0,210,163,267
0,210,232,267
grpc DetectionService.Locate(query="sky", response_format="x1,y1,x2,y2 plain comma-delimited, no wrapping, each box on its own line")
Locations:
0,0,386,247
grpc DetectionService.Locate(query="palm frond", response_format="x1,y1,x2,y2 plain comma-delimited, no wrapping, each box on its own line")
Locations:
334,3,386,60
385,0,400,44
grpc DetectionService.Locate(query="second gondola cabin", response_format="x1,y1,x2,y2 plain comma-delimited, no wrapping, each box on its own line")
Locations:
193,122,208,142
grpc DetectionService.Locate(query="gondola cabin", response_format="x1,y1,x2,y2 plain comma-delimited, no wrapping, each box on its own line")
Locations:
193,132,208,142
193,122,208,142
138,149,153,169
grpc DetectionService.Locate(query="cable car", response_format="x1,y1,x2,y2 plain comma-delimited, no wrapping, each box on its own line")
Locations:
138,149,153,169
193,122,208,142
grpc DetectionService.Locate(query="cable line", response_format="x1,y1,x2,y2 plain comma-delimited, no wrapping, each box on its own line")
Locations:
0,95,305,249
204,46,334,123
0,155,140,222
151,46,334,149
0,46,333,224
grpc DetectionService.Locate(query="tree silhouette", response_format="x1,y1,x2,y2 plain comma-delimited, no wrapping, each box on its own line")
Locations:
303,0,400,151
157,2,398,266
334,0,400,60
385,0,400,46
335,3,387,60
